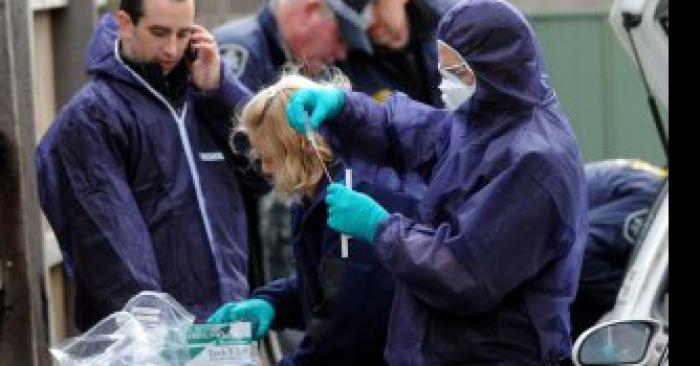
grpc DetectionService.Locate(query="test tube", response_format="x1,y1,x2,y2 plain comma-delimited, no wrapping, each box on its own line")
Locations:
341,169,352,258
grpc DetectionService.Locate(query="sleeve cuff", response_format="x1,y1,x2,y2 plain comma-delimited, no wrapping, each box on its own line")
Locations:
193,62,252,111
373,213,401,270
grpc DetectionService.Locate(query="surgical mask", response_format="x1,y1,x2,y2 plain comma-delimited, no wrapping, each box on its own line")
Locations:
439,71,476,110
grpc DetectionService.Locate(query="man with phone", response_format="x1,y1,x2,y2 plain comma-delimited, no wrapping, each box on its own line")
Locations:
36,0,267,331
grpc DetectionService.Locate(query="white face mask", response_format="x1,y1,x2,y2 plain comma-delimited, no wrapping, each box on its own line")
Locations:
439,70,476,110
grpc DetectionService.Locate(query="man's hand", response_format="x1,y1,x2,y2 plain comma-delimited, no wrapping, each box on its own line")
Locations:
188,25,220,92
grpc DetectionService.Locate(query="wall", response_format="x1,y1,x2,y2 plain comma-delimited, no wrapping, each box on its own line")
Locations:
102,0,264,28
528,11,667,166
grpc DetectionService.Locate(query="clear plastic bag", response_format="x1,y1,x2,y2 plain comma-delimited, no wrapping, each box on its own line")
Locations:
49,311,147,365
50,291,259,366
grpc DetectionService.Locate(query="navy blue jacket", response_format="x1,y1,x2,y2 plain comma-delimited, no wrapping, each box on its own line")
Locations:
321,0,588,364
213,0,452,105
213,5,285,93
35,14,262,330
571,159,665,337
252,162,421,366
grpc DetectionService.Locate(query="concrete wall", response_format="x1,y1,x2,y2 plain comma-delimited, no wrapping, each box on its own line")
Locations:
509,0,613,14
33,11,57,141
528,12,667,166
102,0,265,28
196,0,264,28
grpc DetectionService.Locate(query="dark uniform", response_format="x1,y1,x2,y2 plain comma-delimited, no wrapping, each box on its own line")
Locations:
571,159,666,338
337,0,455,105
214,1,453,103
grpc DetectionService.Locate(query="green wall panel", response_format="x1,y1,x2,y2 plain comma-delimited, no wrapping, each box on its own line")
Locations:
528,13,667,166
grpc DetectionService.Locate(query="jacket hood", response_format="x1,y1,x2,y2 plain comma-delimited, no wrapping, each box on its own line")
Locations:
84,13,139,85
437,0,554,114
416,0,459,19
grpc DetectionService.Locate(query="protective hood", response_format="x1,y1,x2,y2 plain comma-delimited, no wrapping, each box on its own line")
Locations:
84,13,139,86
437,0,554,114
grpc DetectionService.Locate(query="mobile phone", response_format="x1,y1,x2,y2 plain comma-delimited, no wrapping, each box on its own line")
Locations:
185,41,198,63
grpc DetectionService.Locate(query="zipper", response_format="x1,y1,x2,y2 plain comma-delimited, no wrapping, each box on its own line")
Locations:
113,40,220,270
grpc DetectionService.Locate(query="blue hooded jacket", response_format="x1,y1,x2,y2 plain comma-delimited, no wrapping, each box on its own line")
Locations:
252,161,421,366
321,0,588,364
35,14,264,330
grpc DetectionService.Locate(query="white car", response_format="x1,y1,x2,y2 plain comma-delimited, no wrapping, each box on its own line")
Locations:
572,0,668,365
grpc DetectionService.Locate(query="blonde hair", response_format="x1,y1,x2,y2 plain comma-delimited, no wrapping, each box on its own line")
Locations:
237,74,336,198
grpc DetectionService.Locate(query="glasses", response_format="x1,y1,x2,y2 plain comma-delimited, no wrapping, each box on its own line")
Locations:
439,63,472,78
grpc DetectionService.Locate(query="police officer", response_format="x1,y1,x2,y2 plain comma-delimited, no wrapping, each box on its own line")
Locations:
571,159,666,338
337,0,455,104
214,0,452,103
214,0,362,93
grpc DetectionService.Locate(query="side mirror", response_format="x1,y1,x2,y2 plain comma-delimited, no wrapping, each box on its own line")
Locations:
573,319,667,365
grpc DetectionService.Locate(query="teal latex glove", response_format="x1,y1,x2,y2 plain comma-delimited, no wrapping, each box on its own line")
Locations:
285,87,345,133
206,299,275,340
325,183,389,244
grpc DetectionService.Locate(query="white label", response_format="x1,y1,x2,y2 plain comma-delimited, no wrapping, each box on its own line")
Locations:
188,344,255,365
200,152,225,162
228,322,252,338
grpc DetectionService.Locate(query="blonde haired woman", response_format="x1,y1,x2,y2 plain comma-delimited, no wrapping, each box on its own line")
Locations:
208,74,422,366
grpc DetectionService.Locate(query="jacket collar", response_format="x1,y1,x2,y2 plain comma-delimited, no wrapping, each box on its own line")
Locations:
119,44,190,111
258,5,291,68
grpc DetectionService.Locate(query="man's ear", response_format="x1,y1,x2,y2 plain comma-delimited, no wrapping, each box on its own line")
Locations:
115,10,135,39
303,0,326,21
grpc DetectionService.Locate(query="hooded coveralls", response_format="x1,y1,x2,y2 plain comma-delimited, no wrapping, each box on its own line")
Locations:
36,14,264,330
318,0,588,364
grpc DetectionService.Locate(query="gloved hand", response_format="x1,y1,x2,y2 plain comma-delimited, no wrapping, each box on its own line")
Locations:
325,183,389,245
206,299,275,340
285,87,345,133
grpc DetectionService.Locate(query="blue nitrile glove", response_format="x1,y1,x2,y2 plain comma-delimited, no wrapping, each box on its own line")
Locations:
325,183,389,245
285,87,345,133
206,299,275,340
